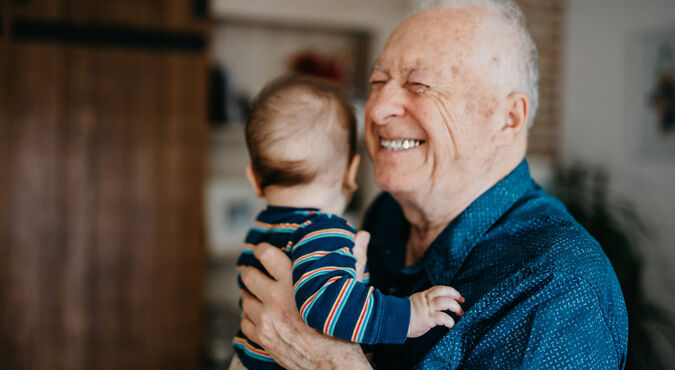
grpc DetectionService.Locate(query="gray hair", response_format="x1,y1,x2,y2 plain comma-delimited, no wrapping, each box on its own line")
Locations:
414,0,539,128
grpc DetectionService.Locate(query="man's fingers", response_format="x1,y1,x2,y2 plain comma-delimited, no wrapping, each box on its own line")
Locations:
353,231,370,282
427,285,462,301
254,243,292,282
353,230,371,257
241,266,275,301
432,312,456,330
240,317,259,344
241,291,263,324
431,296,464,316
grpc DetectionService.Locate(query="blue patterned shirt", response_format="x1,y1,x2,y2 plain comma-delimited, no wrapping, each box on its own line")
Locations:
363,160,628,369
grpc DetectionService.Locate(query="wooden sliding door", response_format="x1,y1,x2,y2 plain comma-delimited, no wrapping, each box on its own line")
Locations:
1,1,208,369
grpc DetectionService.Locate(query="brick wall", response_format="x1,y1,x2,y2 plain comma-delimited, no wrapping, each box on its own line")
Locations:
516,0,565,160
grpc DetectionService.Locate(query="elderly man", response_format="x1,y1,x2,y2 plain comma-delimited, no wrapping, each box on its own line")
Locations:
238,0,628,368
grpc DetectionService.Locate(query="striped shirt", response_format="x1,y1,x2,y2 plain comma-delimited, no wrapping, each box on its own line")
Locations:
233,206,410,369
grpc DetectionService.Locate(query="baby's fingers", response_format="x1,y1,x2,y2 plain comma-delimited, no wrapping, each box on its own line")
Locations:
427,285,464,302
432,296,464,316
432,311,456,330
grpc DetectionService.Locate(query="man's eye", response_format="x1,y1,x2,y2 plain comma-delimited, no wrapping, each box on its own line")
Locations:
369,80,386,86
408,82,429,94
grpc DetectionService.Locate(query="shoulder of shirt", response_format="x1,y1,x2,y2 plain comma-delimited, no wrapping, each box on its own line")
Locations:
490,188,606,267
308,211,355,230
288,210,356,240
485,187,625,331
483,186,625,296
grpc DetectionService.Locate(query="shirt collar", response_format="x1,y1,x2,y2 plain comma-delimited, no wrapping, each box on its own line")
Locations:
423,159,534,284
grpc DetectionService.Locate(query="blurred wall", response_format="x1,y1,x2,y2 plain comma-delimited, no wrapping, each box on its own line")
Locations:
562,0,675,360
211,0,410,65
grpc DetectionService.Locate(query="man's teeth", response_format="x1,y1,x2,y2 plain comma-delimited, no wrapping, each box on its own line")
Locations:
380,138,424,150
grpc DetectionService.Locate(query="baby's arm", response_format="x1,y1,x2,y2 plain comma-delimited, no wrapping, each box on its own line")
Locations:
291,217,410,344
407,285,465,338
291,216,466,344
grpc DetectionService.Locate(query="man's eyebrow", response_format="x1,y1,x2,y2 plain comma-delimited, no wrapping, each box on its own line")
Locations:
371,63,387,73
408,61,431,74
370,62,427,76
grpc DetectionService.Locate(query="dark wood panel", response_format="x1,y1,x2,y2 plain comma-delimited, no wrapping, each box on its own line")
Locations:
128,50,163,369
1,44,207,370
11,0,66,20
62,46,99,369
93,48,134,370
0,38,10,370
155,53,206,369
11,19,206,53
14,0,208,32
3,0,208,363
4,43,67,370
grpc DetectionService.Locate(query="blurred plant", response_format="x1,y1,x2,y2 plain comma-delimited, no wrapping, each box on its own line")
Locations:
551,163,675,370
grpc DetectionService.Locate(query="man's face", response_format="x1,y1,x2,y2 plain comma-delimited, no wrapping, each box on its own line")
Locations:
364,7,504,197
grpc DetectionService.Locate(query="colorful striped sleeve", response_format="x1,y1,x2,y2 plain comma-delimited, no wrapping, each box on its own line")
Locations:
289,215,410,345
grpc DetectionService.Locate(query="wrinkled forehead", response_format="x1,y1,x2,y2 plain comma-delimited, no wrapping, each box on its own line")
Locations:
376,6,487,75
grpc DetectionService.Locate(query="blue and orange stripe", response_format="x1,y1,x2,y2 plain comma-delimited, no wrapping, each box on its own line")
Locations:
293,210,321,216
323,278,356,336
240,243,256,255
298,276,340,321
351,286,374,342
294,266,356,291
292,228,355,253
250,220,301,233
292,247,356,269
232,337,275,362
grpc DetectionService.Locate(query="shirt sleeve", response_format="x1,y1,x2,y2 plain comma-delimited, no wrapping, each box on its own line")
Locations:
418,272,626,369
289,215,410,345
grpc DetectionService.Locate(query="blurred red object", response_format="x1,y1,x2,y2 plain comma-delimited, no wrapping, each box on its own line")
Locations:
289,51,345,84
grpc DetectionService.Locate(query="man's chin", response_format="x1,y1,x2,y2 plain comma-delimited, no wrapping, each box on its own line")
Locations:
375,172,419,196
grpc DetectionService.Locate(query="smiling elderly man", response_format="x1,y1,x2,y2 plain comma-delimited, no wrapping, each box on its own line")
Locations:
238,0,628,368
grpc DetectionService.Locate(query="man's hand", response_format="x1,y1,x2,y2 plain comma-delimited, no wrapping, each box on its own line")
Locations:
353,231,370,282
407,286,465,338
239,242,371,369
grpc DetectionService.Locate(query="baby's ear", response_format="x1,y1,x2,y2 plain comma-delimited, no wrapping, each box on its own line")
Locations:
245,164,264,197
343,154,360,192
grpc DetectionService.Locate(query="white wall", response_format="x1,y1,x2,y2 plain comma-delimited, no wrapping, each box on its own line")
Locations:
562,0,675,360
211,0,411,70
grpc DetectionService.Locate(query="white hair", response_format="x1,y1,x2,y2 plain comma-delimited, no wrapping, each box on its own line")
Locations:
413,0,539,128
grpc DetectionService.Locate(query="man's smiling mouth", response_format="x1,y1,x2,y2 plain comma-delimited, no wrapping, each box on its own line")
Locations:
380,138,425,151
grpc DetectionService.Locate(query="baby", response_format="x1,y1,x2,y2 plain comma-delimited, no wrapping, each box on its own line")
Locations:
232,74,464,369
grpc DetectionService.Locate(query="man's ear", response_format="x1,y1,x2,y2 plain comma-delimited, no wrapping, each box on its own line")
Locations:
343,154,361,192
495,91,529,146
246,164,264,198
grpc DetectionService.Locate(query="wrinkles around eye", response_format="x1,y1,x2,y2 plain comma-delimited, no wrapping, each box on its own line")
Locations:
407,82,429,94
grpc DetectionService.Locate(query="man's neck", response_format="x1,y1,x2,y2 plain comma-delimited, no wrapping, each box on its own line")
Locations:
398,151,526,266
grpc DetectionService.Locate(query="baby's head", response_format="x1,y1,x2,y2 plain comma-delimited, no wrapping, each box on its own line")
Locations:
245,74,360,213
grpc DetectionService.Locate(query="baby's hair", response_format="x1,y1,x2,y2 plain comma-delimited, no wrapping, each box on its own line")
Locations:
245,74,357,190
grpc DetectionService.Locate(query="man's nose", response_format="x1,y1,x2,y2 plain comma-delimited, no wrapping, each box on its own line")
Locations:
368,84,406,125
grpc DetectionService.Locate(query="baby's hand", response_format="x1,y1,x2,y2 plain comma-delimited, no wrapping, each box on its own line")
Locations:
407,286,465,338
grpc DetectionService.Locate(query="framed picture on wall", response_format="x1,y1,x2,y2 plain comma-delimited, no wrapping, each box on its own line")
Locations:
628,28,675,158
